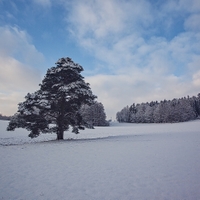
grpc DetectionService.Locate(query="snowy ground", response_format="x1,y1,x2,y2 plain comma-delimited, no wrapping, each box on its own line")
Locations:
0,120,200,200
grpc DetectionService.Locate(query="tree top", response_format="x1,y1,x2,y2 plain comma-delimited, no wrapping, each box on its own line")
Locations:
55,57,83,72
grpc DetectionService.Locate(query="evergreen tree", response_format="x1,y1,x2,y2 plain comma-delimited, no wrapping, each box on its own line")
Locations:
7,57,96,139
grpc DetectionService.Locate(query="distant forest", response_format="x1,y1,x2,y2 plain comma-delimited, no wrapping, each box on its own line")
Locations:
116,93,200,123
0,114,12,121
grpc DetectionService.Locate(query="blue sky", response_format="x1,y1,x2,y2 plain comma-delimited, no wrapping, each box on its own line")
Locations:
0,0,200,119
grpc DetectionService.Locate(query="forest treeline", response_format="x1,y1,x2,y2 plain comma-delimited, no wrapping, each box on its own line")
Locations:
116,93,200,123
0,114,12,121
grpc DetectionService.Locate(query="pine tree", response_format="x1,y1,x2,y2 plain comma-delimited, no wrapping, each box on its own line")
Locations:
7,57,96,140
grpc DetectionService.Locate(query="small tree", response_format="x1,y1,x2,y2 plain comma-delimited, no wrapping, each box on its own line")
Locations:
116,106,130,122
80,101,109,126
7,57,96,140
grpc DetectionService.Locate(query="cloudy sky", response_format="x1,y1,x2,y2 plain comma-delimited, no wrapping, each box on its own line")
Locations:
0,0,200,119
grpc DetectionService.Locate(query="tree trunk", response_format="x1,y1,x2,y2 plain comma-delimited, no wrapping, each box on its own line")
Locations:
56,111,64,140
57,130,64,140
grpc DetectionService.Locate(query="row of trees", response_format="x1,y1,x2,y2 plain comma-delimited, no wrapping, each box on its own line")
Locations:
0,114,12,121
116,94,200,123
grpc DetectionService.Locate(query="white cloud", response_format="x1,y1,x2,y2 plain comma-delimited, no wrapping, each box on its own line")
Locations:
0,26,44,67
0,56,40,92
188,55,200,73
184,14,200,32
68,0,125,39
86,72,199,119
193,70,200,86
162,0,200,13
0,26,43,115
68,0,153,41
66,0,200,118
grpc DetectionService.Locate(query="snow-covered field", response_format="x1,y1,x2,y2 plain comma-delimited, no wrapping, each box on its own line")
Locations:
0,120,200,200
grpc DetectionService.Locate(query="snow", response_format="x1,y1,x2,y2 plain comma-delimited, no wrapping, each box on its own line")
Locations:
1,120,200,200
56,57,83,72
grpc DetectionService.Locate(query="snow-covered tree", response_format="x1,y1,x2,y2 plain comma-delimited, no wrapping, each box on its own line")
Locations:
196,93,200,116
179,98,196,121
144,103,154,123
116,93,200,123
135,103,146,123
7,57,96,139
80,101,109,126
129,103,137,122
116,106,130,122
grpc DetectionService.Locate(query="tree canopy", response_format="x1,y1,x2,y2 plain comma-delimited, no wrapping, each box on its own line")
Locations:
7,57,97,139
